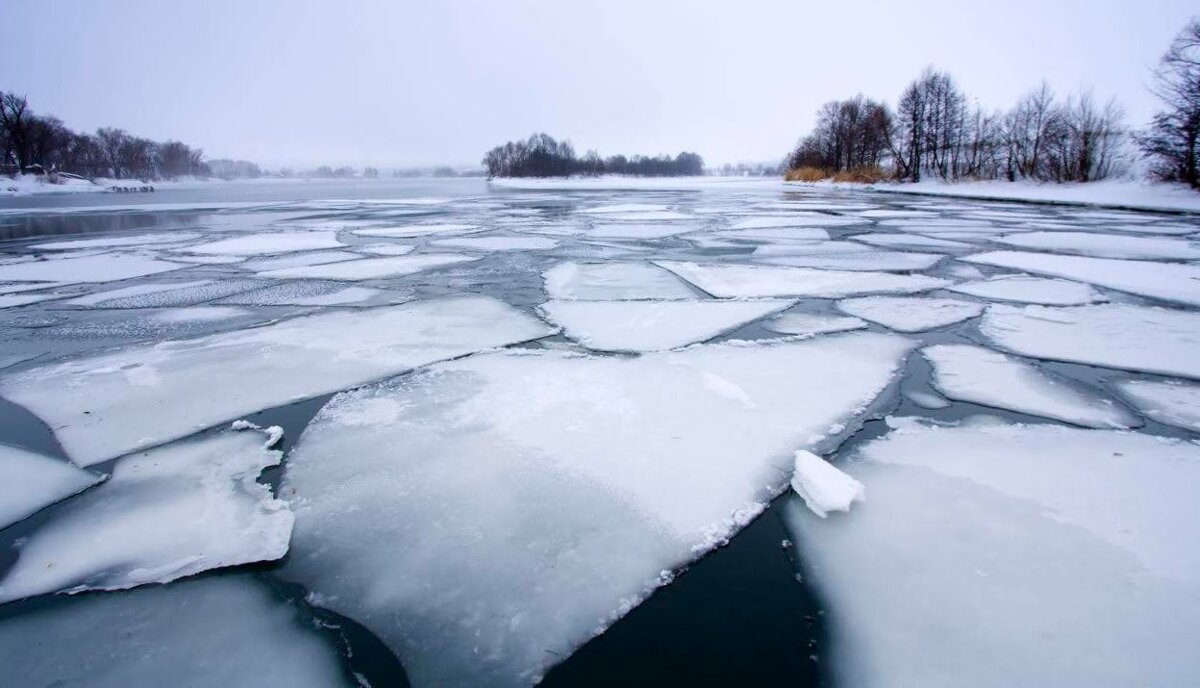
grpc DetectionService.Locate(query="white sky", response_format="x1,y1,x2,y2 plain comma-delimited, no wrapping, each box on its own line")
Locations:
1,0,1194,169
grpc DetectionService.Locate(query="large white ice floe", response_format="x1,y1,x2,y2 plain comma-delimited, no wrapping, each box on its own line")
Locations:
258,254,479,280
281,333,913,687
0,296,554,466
730,216,864,229
947,274,1105,305
980,303,1200,379
850,233,974,251
1113,379,1200,432
921,344,1134,428
29,231,202,251
587,223,699,239
836,297,983,332
65,279,264,309
761,311,868,337
783,418,1200,688
430,236,559,251
220,281,388,307
240,250,362,272
539,299,793,352
351,223,483,238
0,292,68,309
656,262,950,298
790,450,864,518
543,261,696,300
0,444,102,530
355,243,416,256
714,227,831,242
962,250,1200,307
759,250,944,272
0,576,352,688
0,429,289,603
180,232,344,256
0,253,186,283
992,230,1200,260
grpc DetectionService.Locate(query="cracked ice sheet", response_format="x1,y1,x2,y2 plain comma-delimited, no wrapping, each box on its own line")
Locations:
430,236,559,251
922,344,1134,428
980,303,1200,380
0,296,554,466
947,275,1105,306
992,231,1200,260
1114,379,1200,433
180,232,344,256
0,576,352,688
657,262,950,299
351,223,484,238
0,429,289,603
65,279,264,308
962,250,1200,307
29,232,202,251
0,444,102,530
258,254,479,280
783,418,1200,688
544,261,696,300
729,216,864,229
758,251,944,272
837,297,983,332
539,299,794,352
0,254,186,283
849,233,974,250
587,223,699,239
281,333,913,687
240,250,362,272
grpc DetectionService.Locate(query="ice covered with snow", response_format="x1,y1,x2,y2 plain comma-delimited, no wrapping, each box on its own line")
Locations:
904,389,951,409
993,231,1200,260
730,216,864,229
0,253,186,283
588,223,699,239
948,275,1105,305
580,203,668,214
656,262,950,299
240,250,361,272
783,418,1200,688
281,333,912,687
539,299,793,352
850,233,973,250
355,243,416,256
981,303,1200,379
352,223,483,238
0,280,73,295
790,450,864,518
0,296,554,465
258,254,479,280
150,306,252,324
0,576,352,688
963,250,1200,307
66,279,264,309
922,344,1134,428
430,236,559,251
29,232,201,251
760,250,944,272
600,211,690,221
837,297,983,332
181,232,344,256
64,281,213,307
761,311,868,337
544,261,696,300
218,281,389,306
0,429,290,602
0,292,68,309
715,227,831,242
1114,379,1200,433
0,444,102,530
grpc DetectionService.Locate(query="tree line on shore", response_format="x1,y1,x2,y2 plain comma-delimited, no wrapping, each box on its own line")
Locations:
483,133,704,178
785,18,1200,189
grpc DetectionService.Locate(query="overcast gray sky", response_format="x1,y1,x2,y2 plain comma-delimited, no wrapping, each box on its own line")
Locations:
1,0,1195,169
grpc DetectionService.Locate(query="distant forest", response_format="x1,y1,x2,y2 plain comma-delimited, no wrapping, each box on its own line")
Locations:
484,133,704,178
785,18,1200,189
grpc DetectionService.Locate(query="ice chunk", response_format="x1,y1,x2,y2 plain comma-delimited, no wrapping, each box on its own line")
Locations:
539,299,793,352
0,254,185,283
0,444,102,530
240,250,362,272
762,311,868,337
0,296,554,465
730,216,863,229
0,430,289,602
355,243,416,256
580,203,668,214
0,281,74,295
0,292,68,309
66,279,264,309
588,223,698,239
790,450,864,518
980,303,1200,379
281,333,913,687
760,251,944,272
29,232,201,250
0,576,351,688
182,232,344,256
715,227,831,242
904,389,950,409
150,307,252,324
544,261,696,300
656,262,950,298
168,254,247,265
258,254,479,280
750,241,870,256
948,275,1105,305
1114,379,1200,432
993,231,1200,260
65,281,213,307
837,297,983,332
352,223,483,238
430,236,559,251
859,209,937,219
850,233,973,250
598,211,690,221
783,420,1200,688
963,250,1200,307
922,344,1134,428
221,281,388,306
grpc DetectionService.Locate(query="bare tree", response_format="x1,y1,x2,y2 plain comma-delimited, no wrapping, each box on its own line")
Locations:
1138,18,1200,188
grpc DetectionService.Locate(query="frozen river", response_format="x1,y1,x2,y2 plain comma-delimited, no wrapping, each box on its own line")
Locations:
1,178,1199,687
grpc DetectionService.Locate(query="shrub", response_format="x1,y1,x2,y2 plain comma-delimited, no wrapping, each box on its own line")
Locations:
783,166,829,182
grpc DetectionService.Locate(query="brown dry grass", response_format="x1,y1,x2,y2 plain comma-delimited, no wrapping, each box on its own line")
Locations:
832,166,887,183
783,166,828,182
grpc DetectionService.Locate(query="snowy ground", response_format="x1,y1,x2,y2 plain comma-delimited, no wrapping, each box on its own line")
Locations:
0,179,1198,687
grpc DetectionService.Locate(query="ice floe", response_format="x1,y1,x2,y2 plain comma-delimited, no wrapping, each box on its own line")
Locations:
588,223,699,239
352,223,483,238
240,250,361,272
947,275,1105,305
28,232,201,251
0,254,186,283
544,262,696,300
850,233,973,250
980,303,1200,379
281,333,912,687
354,243,416,256
258,254,479,280
836,297,983,332
759,250,944,272
430,236,559,251
65,279,264,309
1113,379,1200,432
0,296,553,465
0,444,102,530
539,299,793,352
993,231,1200,260
219,281,388,306
656,262,950,298
922,344,1133,428
790,450,864,518
181,232,344,256
730,216,863,229
761,311,868,337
